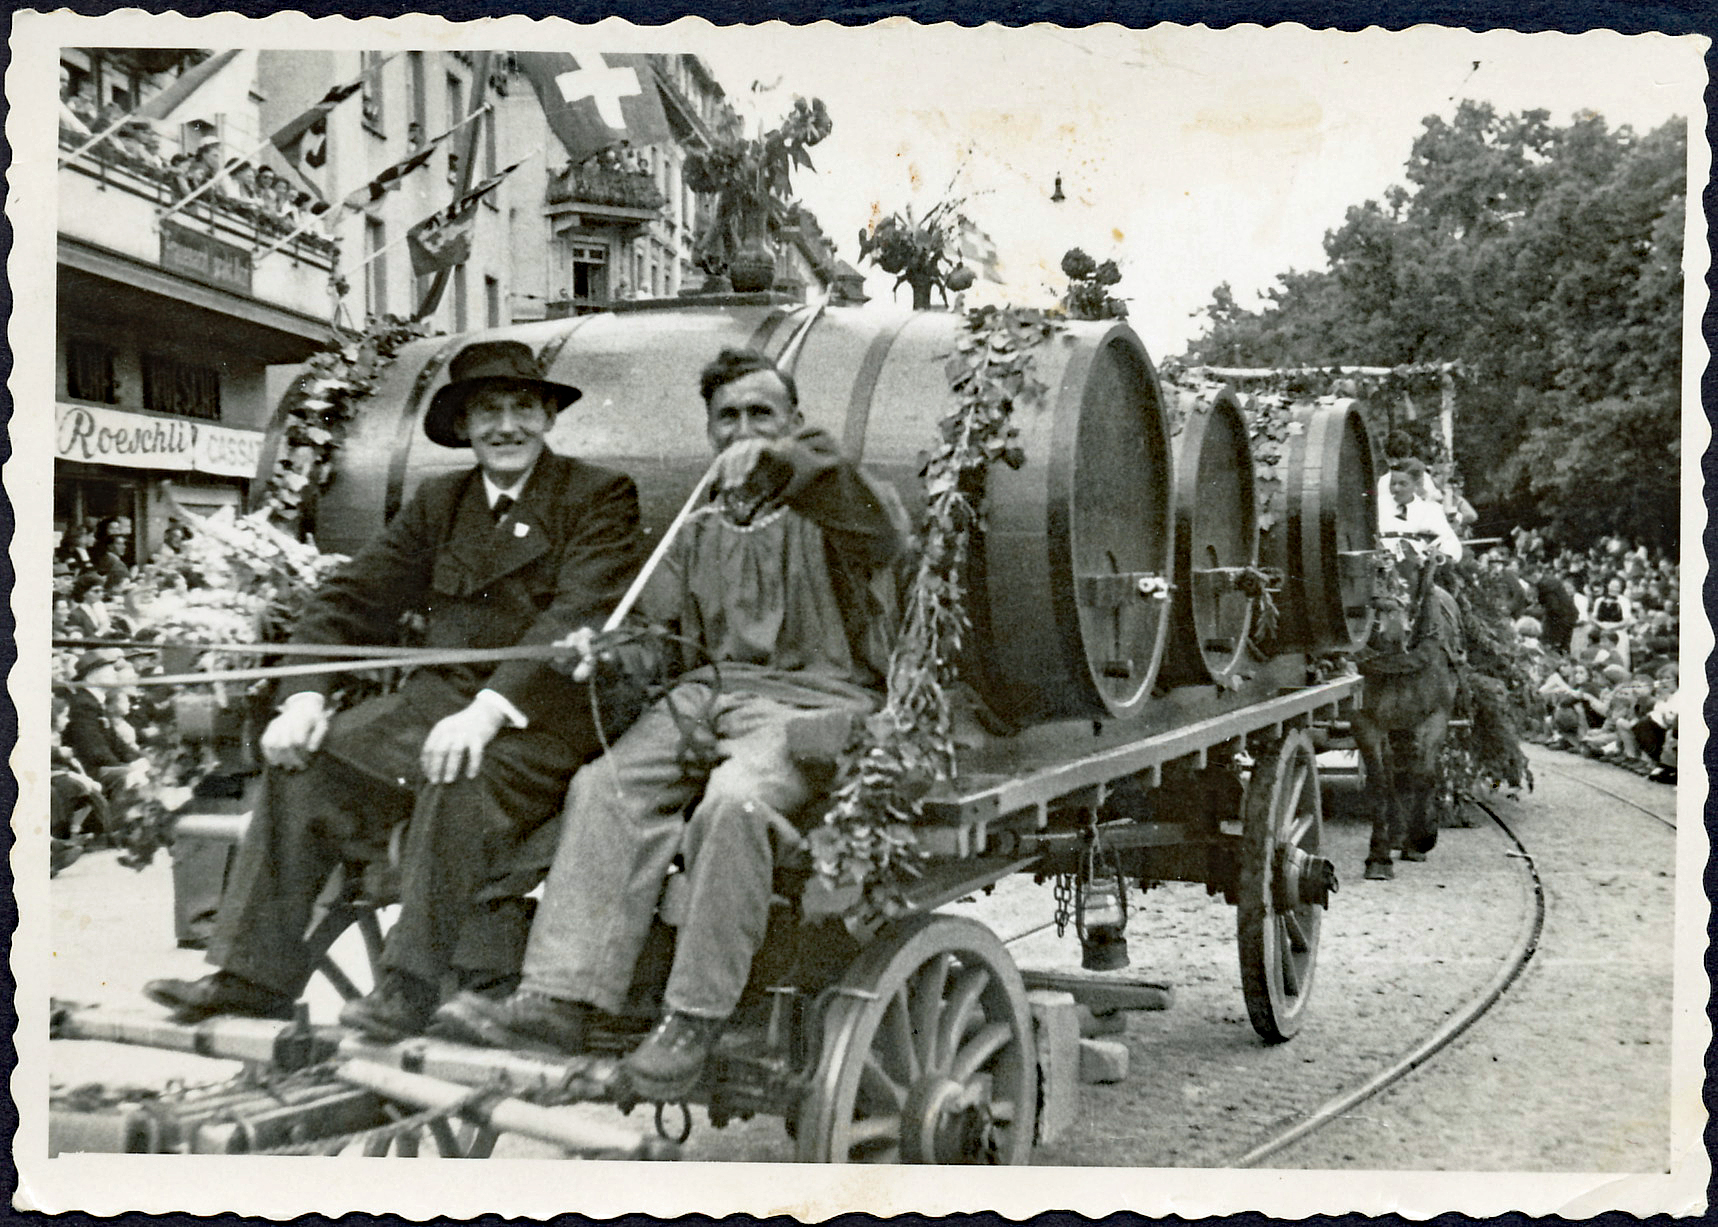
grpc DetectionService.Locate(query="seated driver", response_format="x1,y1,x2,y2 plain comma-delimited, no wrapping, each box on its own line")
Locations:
431,347,903,1103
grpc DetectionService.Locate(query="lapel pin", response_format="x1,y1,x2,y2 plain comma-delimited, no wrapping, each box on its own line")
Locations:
514,521,530,538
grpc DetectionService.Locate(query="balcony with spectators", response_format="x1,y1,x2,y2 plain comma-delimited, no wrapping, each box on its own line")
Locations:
543,148,666,236
59,63,338,329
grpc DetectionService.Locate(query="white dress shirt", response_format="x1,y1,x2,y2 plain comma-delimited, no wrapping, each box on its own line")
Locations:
1380,494,1464,563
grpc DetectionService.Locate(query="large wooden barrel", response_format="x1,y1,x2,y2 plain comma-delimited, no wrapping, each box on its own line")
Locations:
1158,386,1258,687
1258,399,1377,654
281,299,1176,725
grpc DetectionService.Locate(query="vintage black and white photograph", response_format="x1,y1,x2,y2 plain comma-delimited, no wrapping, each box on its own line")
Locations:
11,8,1709,1218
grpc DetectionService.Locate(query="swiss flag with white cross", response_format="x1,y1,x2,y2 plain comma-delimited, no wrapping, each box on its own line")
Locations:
517,51,673,165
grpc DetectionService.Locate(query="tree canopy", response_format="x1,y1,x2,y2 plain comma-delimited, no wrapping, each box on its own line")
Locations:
1184,102,1685,550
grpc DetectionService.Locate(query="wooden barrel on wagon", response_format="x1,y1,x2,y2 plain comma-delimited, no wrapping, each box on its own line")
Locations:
268,299,1176,726
1256,398,1378,655
1157,385,1259,688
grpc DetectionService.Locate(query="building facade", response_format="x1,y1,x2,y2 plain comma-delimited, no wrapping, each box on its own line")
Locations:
56,47,844,562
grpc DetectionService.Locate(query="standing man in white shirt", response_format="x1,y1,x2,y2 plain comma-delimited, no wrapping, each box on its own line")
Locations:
1380,466,1464,564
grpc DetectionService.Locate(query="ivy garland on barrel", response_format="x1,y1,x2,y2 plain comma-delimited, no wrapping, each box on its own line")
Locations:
259,315,429,530
809,306,1062,899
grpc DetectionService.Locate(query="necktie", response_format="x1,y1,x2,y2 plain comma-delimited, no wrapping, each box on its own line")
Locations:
491,495,515,525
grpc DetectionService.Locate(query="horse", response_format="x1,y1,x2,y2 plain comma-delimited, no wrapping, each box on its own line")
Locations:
1351,535,1465,881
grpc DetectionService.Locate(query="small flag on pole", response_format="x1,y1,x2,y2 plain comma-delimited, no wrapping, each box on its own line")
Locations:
269,77,366,201
517,51,672,164
406,161,521,277
132,49,245,123
957,219,1003,284
338,128,451,214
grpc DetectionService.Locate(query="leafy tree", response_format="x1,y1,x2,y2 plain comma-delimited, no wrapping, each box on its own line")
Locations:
1185,102,1685,549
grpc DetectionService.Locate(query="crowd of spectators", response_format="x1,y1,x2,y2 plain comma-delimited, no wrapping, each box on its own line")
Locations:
49,519,193,872
1487,529,1681,784
60,67,334,254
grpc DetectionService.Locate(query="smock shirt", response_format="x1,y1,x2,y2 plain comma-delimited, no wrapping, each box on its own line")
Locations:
641,426,903,706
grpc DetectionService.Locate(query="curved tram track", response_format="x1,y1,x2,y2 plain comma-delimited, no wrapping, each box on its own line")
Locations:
1225,749,1677,1169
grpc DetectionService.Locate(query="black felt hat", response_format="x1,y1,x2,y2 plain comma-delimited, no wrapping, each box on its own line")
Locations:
424,340,582,449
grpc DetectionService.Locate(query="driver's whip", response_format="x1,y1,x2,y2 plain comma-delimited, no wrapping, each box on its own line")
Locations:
601,455,723,633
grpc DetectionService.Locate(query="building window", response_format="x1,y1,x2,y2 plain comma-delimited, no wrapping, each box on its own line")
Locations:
141,352,221,420
453,264,468,331
361,51,385,133
65,337,118,404
407,51,427,143
365,217,388,318
485,275,501,328
566,241,608,304
446,72,465,183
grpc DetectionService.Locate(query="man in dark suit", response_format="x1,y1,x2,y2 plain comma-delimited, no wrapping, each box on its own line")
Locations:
146,340,642,1040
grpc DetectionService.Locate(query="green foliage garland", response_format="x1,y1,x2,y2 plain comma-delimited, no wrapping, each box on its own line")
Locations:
259,316,428,531
810,306,1062,891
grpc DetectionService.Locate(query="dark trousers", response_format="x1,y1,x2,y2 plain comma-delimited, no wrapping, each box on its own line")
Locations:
209,692,600,997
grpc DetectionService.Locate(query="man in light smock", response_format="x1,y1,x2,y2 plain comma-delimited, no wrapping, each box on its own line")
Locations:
433,347,903,1103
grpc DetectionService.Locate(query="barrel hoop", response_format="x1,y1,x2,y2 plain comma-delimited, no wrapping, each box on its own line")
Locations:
536,312,601,377
382,334,475,524
746,307,795,360
841,316,915,460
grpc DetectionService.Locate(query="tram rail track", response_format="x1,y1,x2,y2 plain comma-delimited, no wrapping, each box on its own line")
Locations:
1227,754,1676,1168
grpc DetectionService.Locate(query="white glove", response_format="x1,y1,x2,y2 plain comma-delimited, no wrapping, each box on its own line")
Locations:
420,696,510,785
261,692,330,771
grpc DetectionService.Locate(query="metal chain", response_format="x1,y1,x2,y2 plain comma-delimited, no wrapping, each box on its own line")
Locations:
1051,872,1074,937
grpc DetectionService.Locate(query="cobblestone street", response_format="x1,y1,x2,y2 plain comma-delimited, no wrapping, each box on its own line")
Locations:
48,745,1686,1173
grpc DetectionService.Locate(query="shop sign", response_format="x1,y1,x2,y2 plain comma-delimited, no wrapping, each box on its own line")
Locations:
160,221,253,295
55,403,264,479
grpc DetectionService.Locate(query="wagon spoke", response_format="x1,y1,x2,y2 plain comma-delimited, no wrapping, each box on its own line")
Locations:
860,1053,906,1110
846,1113,903,1149
1276,925,1302,996
885,987,921,1084
1281,769,1310,841
951,1021,1011,1084
936,965,990,1068
1282,908,1311,954
911,952,954,1069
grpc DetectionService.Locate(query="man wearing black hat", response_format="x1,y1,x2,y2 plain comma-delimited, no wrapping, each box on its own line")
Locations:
146,340,642,1040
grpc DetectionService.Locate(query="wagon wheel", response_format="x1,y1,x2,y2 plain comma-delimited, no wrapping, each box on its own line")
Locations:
301,869,390,1004
1237,729,1336,1043
796,914,1037,1164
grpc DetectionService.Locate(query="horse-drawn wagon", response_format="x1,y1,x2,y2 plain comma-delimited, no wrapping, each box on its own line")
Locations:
52,298,1382,1163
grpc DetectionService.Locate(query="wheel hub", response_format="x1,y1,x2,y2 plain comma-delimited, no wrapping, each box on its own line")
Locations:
900,1076,994,1164
1276,844,1338,909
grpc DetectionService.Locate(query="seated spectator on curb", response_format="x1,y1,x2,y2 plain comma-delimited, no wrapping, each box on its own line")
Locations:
431,346,905,1105
1635,668,1680,783
1541,661,1604,749
66,572,114,639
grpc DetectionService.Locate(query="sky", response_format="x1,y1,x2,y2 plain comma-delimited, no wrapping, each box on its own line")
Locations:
662,21,1704,359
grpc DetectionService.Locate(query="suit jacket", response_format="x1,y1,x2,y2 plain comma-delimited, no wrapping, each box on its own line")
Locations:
277,451,642,736
64,691,134,774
